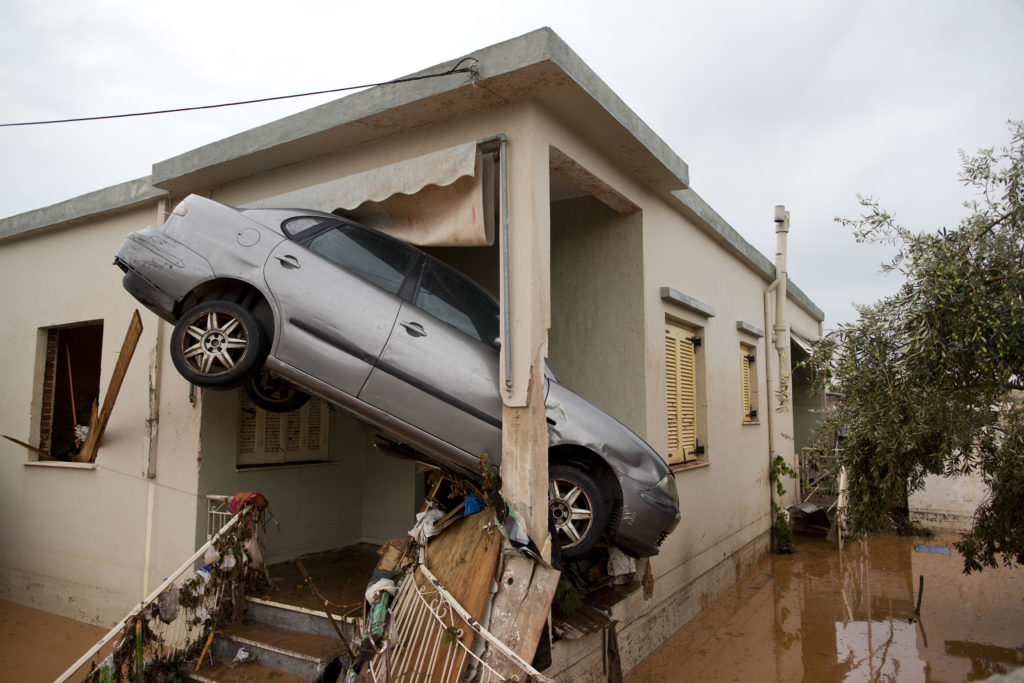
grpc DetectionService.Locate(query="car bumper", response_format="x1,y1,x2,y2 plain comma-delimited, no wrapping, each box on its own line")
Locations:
612,474,681,557
114,226,215,322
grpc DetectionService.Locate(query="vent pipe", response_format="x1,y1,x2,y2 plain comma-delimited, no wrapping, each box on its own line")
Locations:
773,205,790,355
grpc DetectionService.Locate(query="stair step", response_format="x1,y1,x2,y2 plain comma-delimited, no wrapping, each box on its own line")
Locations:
246,596,359,639
212,621,348,679
190,654,311,682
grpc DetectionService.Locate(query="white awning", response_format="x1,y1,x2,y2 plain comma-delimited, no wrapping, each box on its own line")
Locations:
252,141,496,246
790,328,816,357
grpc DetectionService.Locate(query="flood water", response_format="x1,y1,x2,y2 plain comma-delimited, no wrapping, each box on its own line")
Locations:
627,532,1024,682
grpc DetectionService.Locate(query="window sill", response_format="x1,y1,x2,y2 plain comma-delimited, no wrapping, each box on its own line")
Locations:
24,460,97,471
670,460,710,473
236,460,337,472
742,420,761,426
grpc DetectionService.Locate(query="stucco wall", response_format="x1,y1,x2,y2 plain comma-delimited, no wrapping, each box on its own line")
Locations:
0,204,201,626
549,196,646,434
909,473,986,531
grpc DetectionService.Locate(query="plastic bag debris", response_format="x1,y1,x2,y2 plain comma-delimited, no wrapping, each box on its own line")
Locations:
408,507,445,545
365,577,398,604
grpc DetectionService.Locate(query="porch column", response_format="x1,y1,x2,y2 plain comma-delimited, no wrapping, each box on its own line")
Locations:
499,114,551,553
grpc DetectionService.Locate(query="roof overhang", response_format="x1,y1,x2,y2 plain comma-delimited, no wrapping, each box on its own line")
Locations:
150,28,689,197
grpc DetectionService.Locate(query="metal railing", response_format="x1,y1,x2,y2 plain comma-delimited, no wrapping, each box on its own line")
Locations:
369,561,547,683
56,498,265,682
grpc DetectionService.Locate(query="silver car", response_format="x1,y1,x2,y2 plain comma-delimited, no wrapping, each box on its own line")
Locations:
115,194,679,558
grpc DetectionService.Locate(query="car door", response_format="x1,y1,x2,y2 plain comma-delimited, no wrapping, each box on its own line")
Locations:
359,258,503,461
263,218,419,396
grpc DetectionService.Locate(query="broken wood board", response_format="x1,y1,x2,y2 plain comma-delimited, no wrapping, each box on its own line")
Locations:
482,553,560,677
78,309,143,463
2,434,53,459
419,504,502,679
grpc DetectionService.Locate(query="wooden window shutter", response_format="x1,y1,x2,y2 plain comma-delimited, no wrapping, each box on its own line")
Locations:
238,393,329,466
666,321,698,464
740,350,752,422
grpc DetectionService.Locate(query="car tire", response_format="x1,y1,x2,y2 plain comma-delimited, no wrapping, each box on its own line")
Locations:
244,368,310,413
171,300,267,390
549,464,609,560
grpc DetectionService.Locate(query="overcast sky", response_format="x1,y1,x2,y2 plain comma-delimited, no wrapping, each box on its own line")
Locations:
2,0,1022,328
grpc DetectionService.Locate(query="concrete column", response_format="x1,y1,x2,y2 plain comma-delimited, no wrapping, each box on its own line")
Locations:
499,106,551,550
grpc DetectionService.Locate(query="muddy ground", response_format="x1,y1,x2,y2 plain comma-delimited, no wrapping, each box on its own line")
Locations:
0,600,107,681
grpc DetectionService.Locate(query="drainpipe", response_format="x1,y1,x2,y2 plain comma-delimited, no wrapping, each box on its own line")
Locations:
764,206,790,547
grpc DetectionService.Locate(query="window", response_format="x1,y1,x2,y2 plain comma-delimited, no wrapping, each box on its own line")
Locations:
414,259,499,347
665,320,700,465
307,223,417,295
237,393,330,467
741,344,758,424
39,322,103,460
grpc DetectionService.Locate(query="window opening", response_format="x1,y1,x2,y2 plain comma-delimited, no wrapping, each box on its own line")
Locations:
40,322,103,459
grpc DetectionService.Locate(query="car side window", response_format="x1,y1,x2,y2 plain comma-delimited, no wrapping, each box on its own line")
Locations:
307,224,418,295
414,260,499,348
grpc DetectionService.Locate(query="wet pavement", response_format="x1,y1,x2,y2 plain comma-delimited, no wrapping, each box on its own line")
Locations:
627,532,1024,682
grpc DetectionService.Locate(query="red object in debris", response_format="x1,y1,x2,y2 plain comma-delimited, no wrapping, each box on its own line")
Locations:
229,491,269,515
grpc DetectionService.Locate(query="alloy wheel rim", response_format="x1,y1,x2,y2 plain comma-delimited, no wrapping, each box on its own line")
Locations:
181,309,248,376
549,477,594,549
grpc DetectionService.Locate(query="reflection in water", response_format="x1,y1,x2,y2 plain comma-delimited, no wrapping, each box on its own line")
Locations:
626,533,1024,682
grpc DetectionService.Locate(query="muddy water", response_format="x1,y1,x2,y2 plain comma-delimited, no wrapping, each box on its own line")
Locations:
627,532,1024,682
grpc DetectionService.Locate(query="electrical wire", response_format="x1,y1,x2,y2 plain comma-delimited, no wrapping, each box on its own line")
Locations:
0,58,479,128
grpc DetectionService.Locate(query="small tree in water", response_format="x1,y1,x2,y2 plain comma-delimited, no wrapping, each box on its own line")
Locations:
811,121,1024,573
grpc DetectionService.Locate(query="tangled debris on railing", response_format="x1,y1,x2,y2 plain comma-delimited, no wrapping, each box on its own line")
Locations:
82,493,274,682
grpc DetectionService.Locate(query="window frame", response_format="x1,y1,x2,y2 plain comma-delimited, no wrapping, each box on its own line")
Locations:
37,321,104,461
740,342,759,424
665,318,705,466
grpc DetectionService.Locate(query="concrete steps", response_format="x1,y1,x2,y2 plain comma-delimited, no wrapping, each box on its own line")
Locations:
189,598,357,682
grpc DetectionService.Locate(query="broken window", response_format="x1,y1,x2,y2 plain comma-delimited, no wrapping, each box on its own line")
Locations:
237,393,330,467
741,343,759,424
665,319,702,465
39,322,103,460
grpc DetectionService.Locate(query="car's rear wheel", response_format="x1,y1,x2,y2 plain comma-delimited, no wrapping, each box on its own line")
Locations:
171,300,267,389
244,368,310,413
549,464,609,559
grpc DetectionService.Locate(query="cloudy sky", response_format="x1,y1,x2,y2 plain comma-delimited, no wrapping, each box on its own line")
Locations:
2,0,1022,328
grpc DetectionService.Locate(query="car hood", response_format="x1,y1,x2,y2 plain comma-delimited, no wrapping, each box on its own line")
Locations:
545,381,671,485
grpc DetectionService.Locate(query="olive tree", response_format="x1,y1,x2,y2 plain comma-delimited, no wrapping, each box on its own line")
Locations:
812,121,1024,572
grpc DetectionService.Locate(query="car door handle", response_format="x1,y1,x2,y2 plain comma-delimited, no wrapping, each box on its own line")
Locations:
275,254,301,269
400,321,426,337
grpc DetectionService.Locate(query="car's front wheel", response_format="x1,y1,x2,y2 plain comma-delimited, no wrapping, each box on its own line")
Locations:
171,300,267,389
549,464,610,559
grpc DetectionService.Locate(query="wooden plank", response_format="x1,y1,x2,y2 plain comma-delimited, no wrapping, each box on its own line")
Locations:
422,505,502,662
3,434,52,458
78,310,143,463
482,553,560,677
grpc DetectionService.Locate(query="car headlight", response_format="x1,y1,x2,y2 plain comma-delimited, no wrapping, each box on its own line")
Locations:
655,473,679,505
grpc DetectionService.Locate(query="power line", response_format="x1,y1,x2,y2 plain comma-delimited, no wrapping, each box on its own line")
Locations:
0,58,479,128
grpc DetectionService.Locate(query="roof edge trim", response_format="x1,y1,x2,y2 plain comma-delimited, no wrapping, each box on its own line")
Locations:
0,177,165,243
